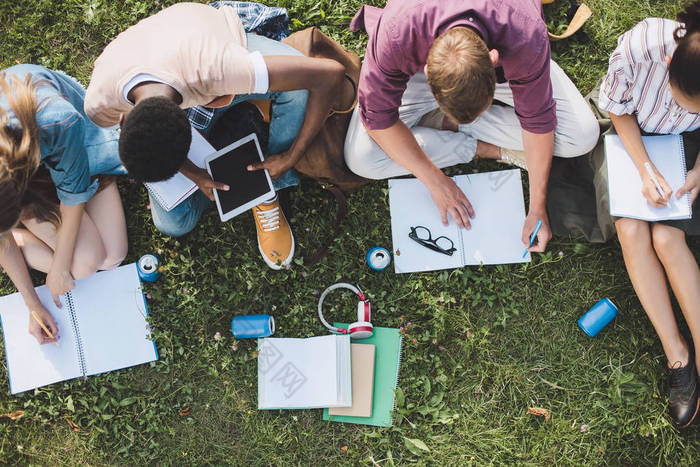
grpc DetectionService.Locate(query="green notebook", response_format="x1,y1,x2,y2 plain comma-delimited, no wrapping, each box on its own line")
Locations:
322,325,402,427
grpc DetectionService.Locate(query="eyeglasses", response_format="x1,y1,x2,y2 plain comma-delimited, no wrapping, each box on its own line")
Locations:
408,225,456,256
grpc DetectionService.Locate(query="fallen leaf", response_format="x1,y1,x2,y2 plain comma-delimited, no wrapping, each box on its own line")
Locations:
340,446,348,453
1,411,24,421
65,417,80,431
179,407,192,417
527,407,550,422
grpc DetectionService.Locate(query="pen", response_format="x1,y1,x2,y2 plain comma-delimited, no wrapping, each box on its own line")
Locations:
523,219,543,258
644,162,665,198
30,310,59,347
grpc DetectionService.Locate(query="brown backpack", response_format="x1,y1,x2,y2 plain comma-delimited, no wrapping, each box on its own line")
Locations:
281,27,370,263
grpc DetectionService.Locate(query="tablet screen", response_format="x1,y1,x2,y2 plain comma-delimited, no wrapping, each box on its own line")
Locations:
208,140,271,214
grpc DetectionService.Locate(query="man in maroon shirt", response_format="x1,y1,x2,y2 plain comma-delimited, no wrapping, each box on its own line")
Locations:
344,0,599,253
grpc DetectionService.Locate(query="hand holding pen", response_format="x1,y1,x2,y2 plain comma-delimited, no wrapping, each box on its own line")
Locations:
643,162,672,208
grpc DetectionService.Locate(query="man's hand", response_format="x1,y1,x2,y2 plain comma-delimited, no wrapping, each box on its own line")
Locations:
641,166,672,208
28,304,59,345
677,166,700,205
189,166,229,201
522,210,551,254
45,266,74,307
427,174,475,228
247,150,295,179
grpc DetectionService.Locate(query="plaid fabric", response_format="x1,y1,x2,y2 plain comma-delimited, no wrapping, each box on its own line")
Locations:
187,2,291,130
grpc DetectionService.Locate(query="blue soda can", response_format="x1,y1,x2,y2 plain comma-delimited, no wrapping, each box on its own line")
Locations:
232,314,275,339
137,254,161,283
578,298,618,337
367,247,391,270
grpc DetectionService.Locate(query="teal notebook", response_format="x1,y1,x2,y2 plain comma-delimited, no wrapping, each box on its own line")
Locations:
322,325,402,427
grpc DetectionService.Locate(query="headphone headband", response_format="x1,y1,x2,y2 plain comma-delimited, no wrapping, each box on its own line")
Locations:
317,282,368,335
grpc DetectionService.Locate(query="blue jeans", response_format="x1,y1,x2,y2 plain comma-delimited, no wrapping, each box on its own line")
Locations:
150,33,308,237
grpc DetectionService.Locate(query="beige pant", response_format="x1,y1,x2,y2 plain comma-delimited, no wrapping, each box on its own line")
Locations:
344,60,600,180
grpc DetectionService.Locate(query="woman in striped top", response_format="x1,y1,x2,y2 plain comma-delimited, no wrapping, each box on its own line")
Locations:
598,3,700,428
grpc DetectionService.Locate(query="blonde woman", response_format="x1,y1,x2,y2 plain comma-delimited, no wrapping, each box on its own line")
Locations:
0,65,127,344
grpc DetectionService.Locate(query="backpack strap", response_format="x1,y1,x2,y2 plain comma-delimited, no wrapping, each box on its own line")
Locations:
547,4,592,41
303,183,349,265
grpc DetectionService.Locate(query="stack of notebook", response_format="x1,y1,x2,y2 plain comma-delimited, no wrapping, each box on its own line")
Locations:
256,326,402,427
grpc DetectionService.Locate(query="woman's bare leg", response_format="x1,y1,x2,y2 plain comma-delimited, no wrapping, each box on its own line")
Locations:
616,218,689,366
11,228,54,272
23,211,107,280
652,223,700,369
84,182,127,270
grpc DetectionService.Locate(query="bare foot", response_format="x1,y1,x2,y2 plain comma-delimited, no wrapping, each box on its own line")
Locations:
474,141,501,160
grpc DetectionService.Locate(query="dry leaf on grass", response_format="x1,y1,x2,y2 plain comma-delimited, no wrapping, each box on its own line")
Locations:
65,417,81,432
527,407,550,422
1,411,24,421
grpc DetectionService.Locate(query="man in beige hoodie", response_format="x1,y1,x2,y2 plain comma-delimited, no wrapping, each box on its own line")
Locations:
85,2,343,270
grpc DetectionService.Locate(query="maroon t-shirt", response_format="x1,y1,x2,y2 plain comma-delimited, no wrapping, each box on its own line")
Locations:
351,0,557,134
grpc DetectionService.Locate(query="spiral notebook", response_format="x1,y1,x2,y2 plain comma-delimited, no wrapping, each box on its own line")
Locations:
605,134,691,221
144,126,215,211
389,169,529,273
323,325,402,427
0,263,157,394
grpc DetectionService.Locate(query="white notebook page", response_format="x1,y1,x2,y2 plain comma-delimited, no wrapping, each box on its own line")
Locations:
0,263,157,394
389,169,529,273
258,335,350,409
389,177,464,273
455,170,529,265
606,134,691,221
0,288,81,394
144,126,215,211
70,264,157,376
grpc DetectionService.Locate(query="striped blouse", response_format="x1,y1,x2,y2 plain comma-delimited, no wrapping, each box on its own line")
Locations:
599,18,700,134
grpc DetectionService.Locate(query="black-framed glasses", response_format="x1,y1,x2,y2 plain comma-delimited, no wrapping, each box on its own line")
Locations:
408,226,456,256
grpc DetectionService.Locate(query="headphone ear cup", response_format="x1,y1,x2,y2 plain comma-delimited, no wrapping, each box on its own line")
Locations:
348,321,373,339
356,300,371,323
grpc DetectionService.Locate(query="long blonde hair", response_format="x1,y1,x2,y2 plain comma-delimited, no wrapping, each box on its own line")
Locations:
0,72,59,233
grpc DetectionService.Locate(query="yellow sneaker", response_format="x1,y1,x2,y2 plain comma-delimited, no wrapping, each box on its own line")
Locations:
252,198,294,270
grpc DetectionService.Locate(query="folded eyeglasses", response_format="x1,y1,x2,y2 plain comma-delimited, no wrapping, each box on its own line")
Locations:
408,225,456,256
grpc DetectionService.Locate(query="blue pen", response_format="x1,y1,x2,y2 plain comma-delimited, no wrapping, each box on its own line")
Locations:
523,219,543,258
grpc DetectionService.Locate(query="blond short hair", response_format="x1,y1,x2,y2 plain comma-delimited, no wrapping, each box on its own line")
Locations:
426,27,496,124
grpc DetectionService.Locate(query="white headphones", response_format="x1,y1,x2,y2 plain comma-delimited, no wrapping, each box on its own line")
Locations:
317,282,373,339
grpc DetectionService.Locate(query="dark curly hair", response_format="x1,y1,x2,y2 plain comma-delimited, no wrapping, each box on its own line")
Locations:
118,96,192,182
670,1,700,98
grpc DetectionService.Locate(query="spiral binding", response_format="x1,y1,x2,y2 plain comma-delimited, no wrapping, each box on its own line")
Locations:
66,292,87,379
678,136,691,214
390,335,404,424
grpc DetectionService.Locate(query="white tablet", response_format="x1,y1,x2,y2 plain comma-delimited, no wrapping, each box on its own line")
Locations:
204,133,275,222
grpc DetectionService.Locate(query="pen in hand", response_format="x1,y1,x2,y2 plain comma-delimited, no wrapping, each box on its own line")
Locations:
523,219,543,258
30,310,59,347
644,162,666,199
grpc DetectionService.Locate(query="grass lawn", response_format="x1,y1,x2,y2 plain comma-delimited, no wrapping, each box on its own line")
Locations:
0,0,697,464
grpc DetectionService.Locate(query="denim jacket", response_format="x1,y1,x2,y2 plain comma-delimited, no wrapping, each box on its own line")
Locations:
2,64,125,206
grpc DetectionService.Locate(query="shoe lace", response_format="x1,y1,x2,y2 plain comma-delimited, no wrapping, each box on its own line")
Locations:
257,206,281,232
668,361,688,388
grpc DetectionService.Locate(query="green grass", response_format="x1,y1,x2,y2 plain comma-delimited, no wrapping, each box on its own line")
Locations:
0,0,697,464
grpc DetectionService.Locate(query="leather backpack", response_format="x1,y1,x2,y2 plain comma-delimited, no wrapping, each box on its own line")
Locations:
281,27,370,263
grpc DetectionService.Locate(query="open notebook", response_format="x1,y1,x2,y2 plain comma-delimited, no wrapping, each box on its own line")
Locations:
258,335,351,410
0,263,157,394
605,134,691,221
389,169,529,273
144,126,215,211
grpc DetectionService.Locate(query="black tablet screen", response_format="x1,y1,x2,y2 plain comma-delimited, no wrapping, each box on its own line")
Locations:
209,140,270,214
